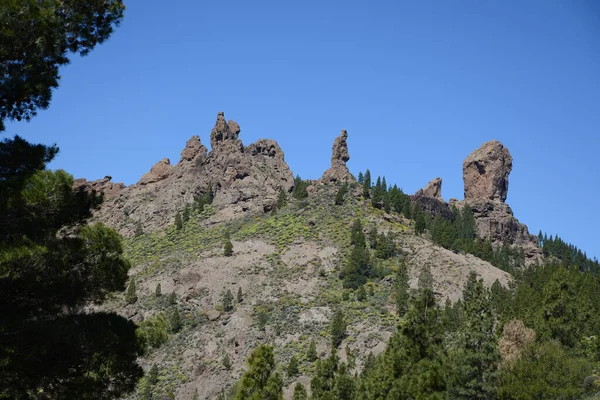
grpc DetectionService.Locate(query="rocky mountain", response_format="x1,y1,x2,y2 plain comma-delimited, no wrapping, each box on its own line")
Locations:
80,114,549,399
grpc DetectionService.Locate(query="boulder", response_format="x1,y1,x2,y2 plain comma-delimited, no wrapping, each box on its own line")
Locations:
463,140,512,202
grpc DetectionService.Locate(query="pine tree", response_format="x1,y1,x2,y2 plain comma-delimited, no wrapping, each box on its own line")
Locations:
287,355,299,377
368,225,378,249
155,283,162,297
224,239,233,257
335,184,348,205
234,345,283,400
276,188,287,209
223,289,234,312
125,277,138,304
169,308,182,333
362,169,371,198
292,175,309,199
311,352,339,399
174,211,183,230
237,286,243,303
292,383,308,400
182,205,190,223
448,272,499,399
359,289,447,398
307,339,318,362
148,364,159,385
372,176,383,208
331,310,347,348
395,261,410,316
168,292,177,305
357,285,367,301
357,171,364,185
334,363,356,400
414,209,427,235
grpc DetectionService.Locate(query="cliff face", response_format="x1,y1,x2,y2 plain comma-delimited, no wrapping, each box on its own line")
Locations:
460,140,541,263
81,112,294,236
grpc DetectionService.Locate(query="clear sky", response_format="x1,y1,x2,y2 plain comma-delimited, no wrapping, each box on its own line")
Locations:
4,0,599,259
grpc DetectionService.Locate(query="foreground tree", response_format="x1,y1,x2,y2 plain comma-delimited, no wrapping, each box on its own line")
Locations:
0,136,142,399
448,272,499,399
0,0,126,130
359,288,447,399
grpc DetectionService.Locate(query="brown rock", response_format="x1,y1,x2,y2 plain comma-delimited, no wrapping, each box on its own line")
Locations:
87,112,294,236
321,129,355,184
210,111,240,149
463,140,512,202
139,158,174,185
72,176,125,200
180,135,208,163
422,177,442,199
206,310,221,321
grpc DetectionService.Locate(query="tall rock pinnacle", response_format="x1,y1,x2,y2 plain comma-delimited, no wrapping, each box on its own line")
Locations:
321,129,355,183
463,140,512,202
210,111,241,149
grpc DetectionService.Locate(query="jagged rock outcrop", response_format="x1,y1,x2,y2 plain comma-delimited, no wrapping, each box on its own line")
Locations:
73,176,125,199
460,141,541,264
180,135,207,163
463,140,512,202
86,112,294,236
321,130,355,184
422,177,442,199
139,158,174,185
412,178,450,218
210,111,240,149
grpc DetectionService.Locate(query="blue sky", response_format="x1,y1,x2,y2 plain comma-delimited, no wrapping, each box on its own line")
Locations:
4,0,599,259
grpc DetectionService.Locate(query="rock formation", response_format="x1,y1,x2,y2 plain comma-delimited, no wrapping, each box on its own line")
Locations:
412,178,450,218
210,111,240,149
73,176,125,200
139,158,174,185
460,141,541,263
463,140,512,202
85,112,294,236
422,177,442,199
321,130,355,183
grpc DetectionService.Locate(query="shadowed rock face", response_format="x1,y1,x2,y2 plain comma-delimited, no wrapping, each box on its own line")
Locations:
321,130,355,184
81,112,294,236
463,140,512,202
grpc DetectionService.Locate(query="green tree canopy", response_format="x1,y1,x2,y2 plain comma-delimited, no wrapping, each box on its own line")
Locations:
0,136,142,399
0,0,125,130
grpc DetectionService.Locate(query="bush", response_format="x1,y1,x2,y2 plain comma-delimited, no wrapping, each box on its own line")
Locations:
137,313,169,350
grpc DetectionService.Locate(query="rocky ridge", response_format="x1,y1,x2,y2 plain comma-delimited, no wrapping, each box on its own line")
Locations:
84,112,294,235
